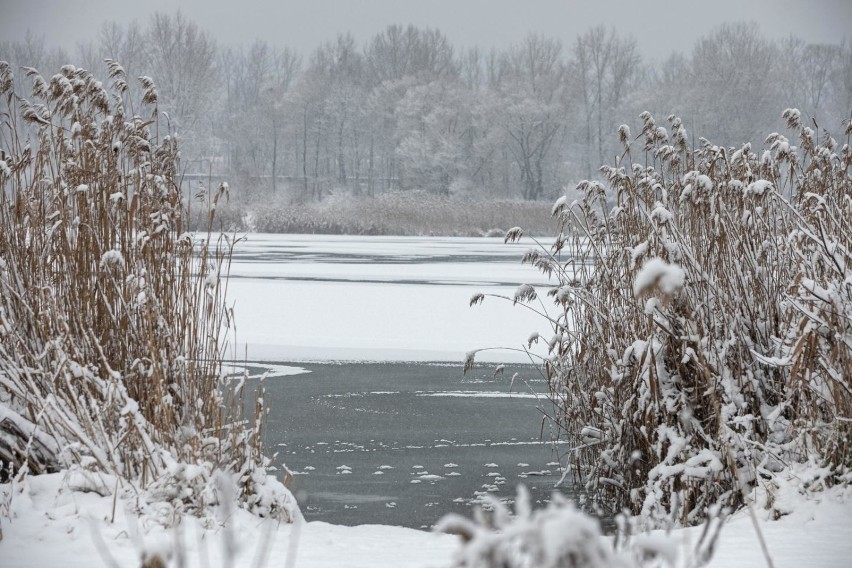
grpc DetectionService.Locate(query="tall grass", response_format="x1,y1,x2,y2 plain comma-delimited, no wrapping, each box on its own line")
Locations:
0,62,291,520
221,189,560,236
437,485,725,568
477,110,852,525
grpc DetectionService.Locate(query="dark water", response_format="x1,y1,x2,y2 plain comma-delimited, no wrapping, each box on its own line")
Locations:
243,361,580,529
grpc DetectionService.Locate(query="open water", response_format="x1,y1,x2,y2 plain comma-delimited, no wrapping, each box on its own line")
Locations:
242,360,576,529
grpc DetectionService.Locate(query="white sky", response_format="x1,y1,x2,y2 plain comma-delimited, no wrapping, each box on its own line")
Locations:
1,0,850,61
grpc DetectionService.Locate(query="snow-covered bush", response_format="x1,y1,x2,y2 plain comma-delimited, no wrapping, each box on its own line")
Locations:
437,485,722,568
470,110,851,525
0,61,295,521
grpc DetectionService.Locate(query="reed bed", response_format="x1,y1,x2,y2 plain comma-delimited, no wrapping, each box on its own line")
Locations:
236,190,560,236
475,110,852,525
0,61,292,521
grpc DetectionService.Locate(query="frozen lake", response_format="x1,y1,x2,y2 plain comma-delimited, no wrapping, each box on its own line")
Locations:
226,234,555,363
226,234,579,527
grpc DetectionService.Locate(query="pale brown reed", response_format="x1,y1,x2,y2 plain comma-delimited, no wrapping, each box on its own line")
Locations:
0,61,270,513
485,110,851,525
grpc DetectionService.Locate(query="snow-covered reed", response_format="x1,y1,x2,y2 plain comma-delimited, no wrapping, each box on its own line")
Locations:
437,484,724,568
242,189,559,236
0,61,294,521
472,110,852,526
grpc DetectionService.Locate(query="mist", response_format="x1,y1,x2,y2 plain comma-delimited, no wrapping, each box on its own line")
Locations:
2,4,850,223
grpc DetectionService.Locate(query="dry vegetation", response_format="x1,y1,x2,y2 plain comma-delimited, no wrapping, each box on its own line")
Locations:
0,61,292,520
438,485,724,568
199,188,560,236
474,110,852,525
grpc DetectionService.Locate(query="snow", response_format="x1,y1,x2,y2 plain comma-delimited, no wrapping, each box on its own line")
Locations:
633,257,686,297
2,466,850,567
650,203,674,224
98,249,125,270
417,391,540,399
512,283,537,304
551,195,569,216
223,362,309,380
630,240,649,267
0,474,457,568
746,179,773,196
687,486,852,568
226,234,555,363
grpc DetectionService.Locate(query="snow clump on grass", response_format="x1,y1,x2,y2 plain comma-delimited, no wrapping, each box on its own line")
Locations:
632,258,685,297
436,485,717,568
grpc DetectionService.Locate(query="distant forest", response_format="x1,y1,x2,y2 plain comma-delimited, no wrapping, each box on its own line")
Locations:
3,14,851,203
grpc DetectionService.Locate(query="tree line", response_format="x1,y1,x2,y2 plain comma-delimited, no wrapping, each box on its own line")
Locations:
2,14,850,202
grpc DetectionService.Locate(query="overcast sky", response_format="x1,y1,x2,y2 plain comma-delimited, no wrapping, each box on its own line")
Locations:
2,0,850,61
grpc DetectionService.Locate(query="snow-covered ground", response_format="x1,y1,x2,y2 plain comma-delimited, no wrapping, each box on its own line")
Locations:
1,471,849,567
693,490,852,567
0,472,457,567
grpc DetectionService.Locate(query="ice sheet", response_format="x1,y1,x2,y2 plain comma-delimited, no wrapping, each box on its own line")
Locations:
225,234,560,363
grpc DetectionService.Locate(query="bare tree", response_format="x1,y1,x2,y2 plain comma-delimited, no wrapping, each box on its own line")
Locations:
495,34,566,200
99,20,145,78
459,47,485,91
828,39,852,125
776,36,840,118
572,26,641,177
9,13,850,208
0,30,68,80
146,11,217,140
395,81,476,195
219,40,301,193
311,34,365,188
365,24,458,85
687,22,778,145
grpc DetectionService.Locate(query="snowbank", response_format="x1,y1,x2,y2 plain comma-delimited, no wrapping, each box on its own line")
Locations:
0,472,456,568
1,472,849,568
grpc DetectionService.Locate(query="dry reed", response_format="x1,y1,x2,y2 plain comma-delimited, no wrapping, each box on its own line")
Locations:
0,61,290,520
473,110,852,525
242,189,559,236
